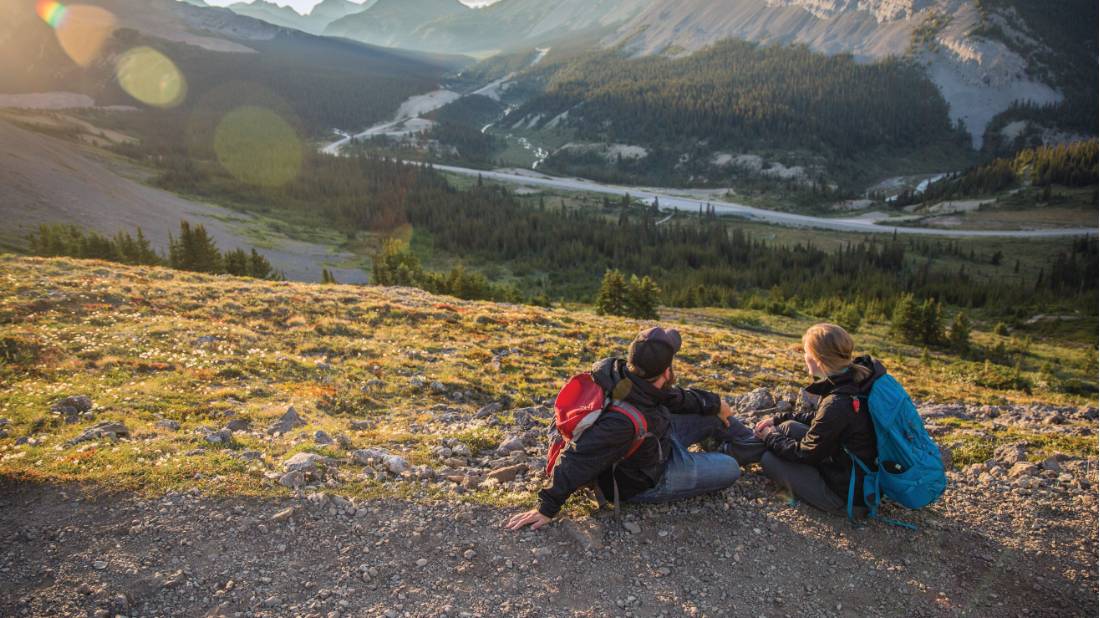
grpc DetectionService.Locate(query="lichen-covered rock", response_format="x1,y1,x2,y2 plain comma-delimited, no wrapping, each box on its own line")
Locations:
267,407,306,435
68,421,129,445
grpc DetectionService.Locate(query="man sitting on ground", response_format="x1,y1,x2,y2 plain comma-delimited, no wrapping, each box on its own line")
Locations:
507,326,764,530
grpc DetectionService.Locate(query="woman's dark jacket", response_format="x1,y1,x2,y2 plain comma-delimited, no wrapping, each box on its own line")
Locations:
765,355,884,503
536,357,721,518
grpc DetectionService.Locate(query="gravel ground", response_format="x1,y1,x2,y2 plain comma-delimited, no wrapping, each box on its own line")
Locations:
3,454,1096,618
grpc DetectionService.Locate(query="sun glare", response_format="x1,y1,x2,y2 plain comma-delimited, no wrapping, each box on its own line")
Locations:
115,46,187,108
214,106,303,187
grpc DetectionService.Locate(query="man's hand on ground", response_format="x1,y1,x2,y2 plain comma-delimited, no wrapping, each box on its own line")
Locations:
718,400,733,428
505,509,552,531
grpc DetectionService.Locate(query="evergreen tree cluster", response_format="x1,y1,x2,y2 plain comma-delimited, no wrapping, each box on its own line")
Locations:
28,221,278,281
890,294,945,346
894,140,1097,205
594,269,661,319
28,225,161,266
1018,140,1099,187
370,239,518,303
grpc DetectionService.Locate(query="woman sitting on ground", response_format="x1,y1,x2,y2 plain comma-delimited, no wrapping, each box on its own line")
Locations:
753,323,883,515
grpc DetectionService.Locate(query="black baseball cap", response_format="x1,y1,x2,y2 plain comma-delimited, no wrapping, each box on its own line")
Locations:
627,327,682,379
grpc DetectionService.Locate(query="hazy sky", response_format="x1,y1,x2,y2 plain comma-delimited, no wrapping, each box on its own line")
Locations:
202,0,498,14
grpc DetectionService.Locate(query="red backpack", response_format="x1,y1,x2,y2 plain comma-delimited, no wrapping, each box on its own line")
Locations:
545,373,650,477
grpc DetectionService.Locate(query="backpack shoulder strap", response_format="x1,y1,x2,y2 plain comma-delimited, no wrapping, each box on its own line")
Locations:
607,401,649,459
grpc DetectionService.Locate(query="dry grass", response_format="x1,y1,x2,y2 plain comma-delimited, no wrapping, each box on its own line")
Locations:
0,255,1093,499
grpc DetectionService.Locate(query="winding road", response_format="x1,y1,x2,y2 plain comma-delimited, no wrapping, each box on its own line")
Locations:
424,164,1097,239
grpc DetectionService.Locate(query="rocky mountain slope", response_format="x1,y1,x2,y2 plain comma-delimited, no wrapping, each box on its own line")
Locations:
318,0,1088,147
608,0,1064,146
1,255,1096,616
226,0,370,35
324,0,468,48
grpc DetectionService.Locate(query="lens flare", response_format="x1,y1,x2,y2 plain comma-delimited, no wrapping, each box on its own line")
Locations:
36,3,117,66
214,106,303,188
36,0,67,27
115,47,187,108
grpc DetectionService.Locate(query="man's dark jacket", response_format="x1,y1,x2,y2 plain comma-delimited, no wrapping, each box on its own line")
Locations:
765,355,884,503
536,358,721,518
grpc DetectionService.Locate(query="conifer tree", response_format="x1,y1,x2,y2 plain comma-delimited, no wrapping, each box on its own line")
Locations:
224,248,250,276
890,294,922,344
595,269,629,317
249,249,274,280
947,311,971,353
170,221,223,274
626,275,661,320
919,298,944,346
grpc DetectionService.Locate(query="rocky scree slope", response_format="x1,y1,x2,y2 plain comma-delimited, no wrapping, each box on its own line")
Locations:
0,255,1097,617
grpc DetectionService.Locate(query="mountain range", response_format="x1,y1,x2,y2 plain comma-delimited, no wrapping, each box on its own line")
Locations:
225,0,371,35
184,0,1094,147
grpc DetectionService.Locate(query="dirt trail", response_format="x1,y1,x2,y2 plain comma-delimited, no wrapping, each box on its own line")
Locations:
2,468,1095,617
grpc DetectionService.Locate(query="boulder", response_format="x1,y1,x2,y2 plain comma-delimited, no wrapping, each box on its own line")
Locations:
314,430,334,445
476,402,503,419
1041,454,1068,473
1076,406,1099,421
487,463,527,483
993,443,1028,466
267,407,306,435
278,470,306,489
51,395,93,423
282,452,333,474
68,421,129,445
350,449,409,474
1008,462,1039,479
496,435,525,455
739,388,775,412
202,428,233,445
224,418,251,432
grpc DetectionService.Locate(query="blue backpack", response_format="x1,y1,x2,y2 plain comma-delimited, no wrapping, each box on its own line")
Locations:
843,373,946,529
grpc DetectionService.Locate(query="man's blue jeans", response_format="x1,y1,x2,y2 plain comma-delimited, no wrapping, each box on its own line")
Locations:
629,413,765,504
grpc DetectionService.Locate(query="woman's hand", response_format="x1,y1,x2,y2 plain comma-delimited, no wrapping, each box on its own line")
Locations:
505,509,552,531
753,417,775,440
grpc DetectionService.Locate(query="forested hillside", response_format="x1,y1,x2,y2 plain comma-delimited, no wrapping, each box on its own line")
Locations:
475,41,973,188
893,140,1098,205
515,42,958,155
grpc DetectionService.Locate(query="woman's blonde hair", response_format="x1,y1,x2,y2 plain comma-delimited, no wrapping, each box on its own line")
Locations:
802,323,871,382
